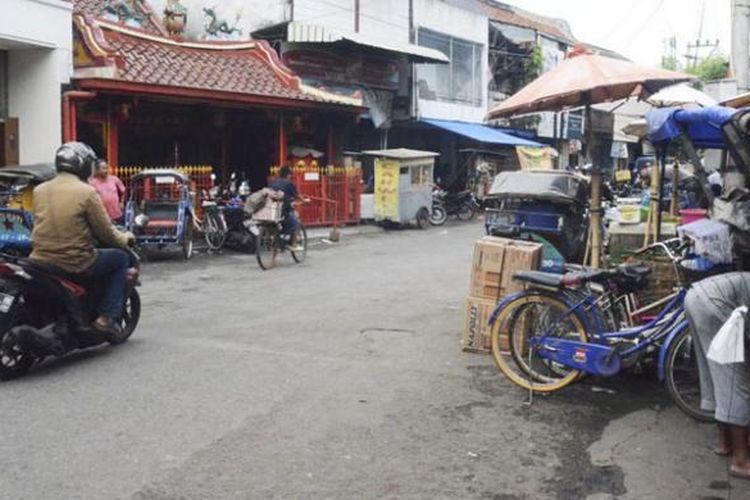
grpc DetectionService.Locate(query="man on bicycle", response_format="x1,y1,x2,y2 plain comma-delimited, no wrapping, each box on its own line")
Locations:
269,165,304,252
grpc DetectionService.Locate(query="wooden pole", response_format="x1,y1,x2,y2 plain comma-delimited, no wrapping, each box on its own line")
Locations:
584,102,603,268
670,160,679,216
589,167,603,268
643,157,661,247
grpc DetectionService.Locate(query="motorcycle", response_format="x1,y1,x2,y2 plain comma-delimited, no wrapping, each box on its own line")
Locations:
0,237,143,381
429,188,476,225
215,173,256,253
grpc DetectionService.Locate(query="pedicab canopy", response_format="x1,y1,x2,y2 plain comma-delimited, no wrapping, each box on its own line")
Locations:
487,171,588,205
0,164,56,185
646,106,736,149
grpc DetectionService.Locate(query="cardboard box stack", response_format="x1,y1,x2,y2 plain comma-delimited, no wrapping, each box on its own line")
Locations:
462,236,543,354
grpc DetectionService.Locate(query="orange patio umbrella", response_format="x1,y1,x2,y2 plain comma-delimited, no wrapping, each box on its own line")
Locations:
487,49,694,268
486,53,694,120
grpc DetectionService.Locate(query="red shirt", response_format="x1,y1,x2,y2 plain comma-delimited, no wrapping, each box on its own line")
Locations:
89,175,126,220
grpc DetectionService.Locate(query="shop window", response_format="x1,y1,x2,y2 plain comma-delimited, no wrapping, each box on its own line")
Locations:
417,29,483,106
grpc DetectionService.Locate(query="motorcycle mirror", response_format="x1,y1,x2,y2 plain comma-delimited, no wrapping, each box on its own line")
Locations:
134,214,150,229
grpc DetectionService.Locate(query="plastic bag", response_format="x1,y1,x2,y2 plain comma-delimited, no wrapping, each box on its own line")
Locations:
707,306,748,364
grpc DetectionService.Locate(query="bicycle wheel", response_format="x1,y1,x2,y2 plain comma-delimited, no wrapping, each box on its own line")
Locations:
256,224,278,270
291,224,307,263
491,292,588,392
203,210,227,250
664,327,714,422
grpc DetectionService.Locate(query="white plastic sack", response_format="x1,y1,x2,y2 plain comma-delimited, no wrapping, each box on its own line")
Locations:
707,306,748,364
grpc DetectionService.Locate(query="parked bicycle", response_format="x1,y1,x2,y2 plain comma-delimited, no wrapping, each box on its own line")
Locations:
198,193,228,251
488,238,728,421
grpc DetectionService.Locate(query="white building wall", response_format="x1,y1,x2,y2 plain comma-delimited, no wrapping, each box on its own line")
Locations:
149,0,290,37
150,0,409,42
413,0,488,123
1,0,72,164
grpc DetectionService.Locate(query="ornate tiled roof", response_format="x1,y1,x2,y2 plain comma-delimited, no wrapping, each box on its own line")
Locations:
73,15,356,108
74,0,167,36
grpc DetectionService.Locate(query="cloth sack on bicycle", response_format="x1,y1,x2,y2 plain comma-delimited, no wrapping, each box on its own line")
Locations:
707,305,748,364
244,188,279,215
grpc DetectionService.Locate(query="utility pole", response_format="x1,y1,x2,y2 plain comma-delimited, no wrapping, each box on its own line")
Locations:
684,39,720,69
732,0,750,92
354,0,360,33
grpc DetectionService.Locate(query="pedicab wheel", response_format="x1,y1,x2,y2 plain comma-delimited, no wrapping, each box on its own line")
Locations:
429,205,447,226
457,203,476,221
0,327,34,381
664,327,714,422
110,288,141,345
490,293,588,392
182,217,194,260
256,224,278,270
416,207,430,229
291,224,307,264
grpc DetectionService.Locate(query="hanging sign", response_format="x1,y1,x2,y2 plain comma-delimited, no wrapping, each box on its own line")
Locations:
374,160,399,219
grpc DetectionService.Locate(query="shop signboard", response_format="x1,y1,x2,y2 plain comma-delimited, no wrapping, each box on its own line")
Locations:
374,160,399,219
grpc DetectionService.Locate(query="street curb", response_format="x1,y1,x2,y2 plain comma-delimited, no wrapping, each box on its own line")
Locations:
307,224,383,244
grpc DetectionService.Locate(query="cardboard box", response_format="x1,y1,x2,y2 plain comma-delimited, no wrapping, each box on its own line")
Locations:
461,295,510,354
462,296,496,353
469,237,543,301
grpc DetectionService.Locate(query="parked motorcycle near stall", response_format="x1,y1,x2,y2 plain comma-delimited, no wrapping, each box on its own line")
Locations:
429,188,477,225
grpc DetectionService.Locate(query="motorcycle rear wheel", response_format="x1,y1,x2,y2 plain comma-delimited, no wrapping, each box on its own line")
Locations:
429,205,447,226
457,203,476,221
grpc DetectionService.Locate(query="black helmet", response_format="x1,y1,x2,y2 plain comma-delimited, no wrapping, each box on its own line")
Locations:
55,142,98,180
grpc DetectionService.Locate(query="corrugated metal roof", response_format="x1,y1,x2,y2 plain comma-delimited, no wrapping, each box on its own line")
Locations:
286,22,449,64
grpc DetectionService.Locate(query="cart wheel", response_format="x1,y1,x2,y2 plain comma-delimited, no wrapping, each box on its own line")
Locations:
182,217,194,260
416,207,430,229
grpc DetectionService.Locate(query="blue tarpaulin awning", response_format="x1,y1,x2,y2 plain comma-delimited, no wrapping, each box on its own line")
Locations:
421,119,543,147
646,106,735,149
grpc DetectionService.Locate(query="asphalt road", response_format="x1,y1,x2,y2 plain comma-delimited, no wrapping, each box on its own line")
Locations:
1,221,749,500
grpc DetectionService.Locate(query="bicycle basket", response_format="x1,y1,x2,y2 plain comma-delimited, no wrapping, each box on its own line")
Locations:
252,200,283,222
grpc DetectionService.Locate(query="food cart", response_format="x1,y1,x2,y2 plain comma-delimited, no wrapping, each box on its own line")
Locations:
362,149,438,228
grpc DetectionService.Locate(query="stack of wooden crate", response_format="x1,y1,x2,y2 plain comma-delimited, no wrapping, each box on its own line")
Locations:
462,236,543,354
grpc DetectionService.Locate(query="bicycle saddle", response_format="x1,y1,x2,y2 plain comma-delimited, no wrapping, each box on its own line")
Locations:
513,271,565,287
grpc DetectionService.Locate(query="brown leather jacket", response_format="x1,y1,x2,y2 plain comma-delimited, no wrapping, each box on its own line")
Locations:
30,172,130,273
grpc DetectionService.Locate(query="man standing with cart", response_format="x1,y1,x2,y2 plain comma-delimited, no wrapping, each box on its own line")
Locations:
685,272,750,479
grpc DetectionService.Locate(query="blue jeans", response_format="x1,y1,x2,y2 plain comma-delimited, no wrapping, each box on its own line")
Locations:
86,249,129,321
281,211,299,236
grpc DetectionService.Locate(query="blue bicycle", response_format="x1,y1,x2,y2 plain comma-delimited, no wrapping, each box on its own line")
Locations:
489,239,718,421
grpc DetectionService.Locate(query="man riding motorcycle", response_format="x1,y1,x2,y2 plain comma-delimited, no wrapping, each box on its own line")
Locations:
30,142,134,340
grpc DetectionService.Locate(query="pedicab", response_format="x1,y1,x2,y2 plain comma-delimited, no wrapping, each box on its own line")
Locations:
0,163,56,256
362,148,438,229
124,169,194,259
